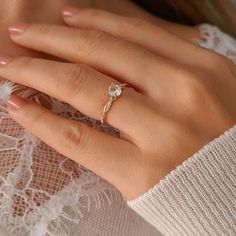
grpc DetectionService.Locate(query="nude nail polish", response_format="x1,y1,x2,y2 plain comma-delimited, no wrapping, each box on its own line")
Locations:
8,23,30,37
62,7,80,18
7,95,29,112
0,55,13,66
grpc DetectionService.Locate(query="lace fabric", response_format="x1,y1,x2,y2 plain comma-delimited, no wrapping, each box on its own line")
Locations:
196,24,236,63
0,24,235,236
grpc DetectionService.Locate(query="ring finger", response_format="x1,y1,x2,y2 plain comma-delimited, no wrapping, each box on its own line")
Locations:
0,56,158,141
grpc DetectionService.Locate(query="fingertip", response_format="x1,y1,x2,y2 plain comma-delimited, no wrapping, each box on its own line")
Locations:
62,7,81,19
7,95,29,112
0,55,14,66
8,23,30,37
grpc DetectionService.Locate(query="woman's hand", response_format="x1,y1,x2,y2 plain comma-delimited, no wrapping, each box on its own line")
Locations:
0,8,235,200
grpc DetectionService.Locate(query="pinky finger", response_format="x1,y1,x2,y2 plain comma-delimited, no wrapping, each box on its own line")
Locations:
6,95,141,197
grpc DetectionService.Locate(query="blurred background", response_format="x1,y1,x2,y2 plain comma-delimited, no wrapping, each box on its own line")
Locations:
133,0,236,37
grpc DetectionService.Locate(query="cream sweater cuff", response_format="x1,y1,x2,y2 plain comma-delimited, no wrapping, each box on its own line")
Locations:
127,125,236,236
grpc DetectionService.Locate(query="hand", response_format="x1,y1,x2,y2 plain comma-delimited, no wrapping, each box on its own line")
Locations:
0,8,235,200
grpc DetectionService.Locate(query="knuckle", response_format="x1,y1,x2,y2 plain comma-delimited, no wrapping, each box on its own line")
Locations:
84,8,103,18
118,17,146,36
176,67,196,81
59,121,85,153
183,77,209,112
13,57,34,69
129,17,146,30
28,109,49,130
203,51,235,83
204,51,229,69
76,30,108,58
175,67,211,113
62,64,90,99
211,54,227,66
32,24,53,36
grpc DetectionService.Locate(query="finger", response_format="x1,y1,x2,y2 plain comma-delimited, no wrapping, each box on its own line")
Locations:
0,55,156,140
8,22,177,94
62,8,204,66
6,95,142,197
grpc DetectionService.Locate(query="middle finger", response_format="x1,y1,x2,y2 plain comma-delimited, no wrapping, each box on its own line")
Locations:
8,23,177,94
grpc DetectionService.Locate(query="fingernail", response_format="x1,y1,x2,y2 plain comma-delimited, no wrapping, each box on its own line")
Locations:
0,55,14,66
62,7,80,18
8,23,30,37
7,95,29,112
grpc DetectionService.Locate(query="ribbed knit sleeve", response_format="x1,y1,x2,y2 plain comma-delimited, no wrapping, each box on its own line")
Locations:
127,125,236,236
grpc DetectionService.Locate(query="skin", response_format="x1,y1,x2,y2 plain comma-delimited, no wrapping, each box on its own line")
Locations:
0,7,235,201
0,0,199,110
0,0,199,57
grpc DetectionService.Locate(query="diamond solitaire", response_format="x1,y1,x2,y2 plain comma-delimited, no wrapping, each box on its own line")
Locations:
108,83,123,97
101,83,127,124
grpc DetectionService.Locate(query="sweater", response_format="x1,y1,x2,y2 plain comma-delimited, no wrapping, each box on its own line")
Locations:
127,125,236,235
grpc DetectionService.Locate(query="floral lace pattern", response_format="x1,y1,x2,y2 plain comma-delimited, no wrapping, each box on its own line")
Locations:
0,93,122,235
0,24,235,236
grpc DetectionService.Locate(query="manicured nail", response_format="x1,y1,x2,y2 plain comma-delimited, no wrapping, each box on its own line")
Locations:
8,23,30,37
62,7,80,18
0,55,14,66
7,95,29,112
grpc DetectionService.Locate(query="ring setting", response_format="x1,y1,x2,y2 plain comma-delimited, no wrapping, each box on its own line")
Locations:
101,82,127,124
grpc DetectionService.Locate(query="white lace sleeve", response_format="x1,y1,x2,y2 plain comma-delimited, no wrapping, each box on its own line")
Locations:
0,23,235,236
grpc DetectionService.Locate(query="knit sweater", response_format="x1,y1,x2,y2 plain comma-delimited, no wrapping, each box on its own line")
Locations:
127,125,236,235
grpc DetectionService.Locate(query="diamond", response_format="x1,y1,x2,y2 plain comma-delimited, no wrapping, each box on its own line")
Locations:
108,84,122,97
